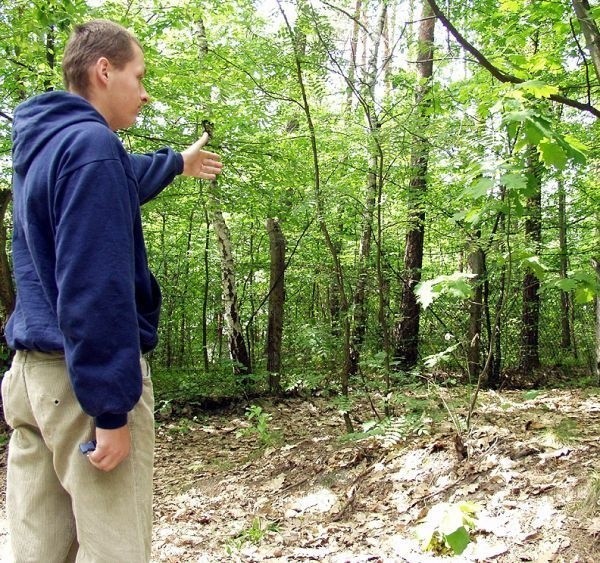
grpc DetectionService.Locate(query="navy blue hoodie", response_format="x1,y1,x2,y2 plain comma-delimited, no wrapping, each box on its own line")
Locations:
7,91,183,429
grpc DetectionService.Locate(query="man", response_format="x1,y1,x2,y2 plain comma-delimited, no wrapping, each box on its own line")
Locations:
1,19,222,562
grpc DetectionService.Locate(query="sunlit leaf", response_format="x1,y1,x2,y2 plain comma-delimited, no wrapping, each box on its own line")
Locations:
517,79,559,99
416,273,475,309
538,140,567,169
465,177,494,199
500,173,527,191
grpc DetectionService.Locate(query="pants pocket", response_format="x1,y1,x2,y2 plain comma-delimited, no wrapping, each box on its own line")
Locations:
1,368,15,428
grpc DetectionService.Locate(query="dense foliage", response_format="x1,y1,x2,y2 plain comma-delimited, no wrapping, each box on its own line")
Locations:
1,0,599,405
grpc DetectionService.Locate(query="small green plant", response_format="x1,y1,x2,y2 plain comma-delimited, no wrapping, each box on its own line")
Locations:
238,405,279,447
416,500,480,555
339,414,431,446
228,517,280,551
167,416,195,435
522,389,542,401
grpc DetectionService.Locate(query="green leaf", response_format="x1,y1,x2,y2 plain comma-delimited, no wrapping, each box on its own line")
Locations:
444,526,471,555
416,273,475,309
499,0,521,12
575,287,595,304
503,109,534,123
464,208,483,226
517,79,559,99
424,343,460,368
538,139,567,169
500,172,527,191
555,278,578,291
561,134,587,165
465,177,493,199
524,121,544,144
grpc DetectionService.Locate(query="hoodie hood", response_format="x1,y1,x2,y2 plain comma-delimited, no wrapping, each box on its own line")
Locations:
12,91,108,174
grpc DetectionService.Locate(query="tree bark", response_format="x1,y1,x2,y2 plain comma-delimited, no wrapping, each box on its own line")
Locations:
345,0,362,111
210,183,252,378
466,233,484,380
393,1,435,370
266,218,286,394
196,15,251,379
557,181,572,353
202,201,211,372
572,0,600,85
519,147,542,372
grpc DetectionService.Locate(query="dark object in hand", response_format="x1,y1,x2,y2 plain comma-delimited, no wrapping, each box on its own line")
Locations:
79,440,97,455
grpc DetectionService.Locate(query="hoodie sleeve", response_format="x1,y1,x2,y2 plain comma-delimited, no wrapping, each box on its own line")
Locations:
54,157,142,429
128,148,183,204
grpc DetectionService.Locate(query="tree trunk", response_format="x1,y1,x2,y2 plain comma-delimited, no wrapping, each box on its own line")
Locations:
158,212,174,368
202,201,211,372
393,1,435,370
266,218,286,394
210,185,252,379
345,0,362,111
347,0,387,376
557,181,572,353
0,188,14,378
519,147,542,372
466,233,484,380
177,206,196,367
196,16,250,378
572,0,600,84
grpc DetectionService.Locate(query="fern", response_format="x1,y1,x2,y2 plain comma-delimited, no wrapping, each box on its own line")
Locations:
377,414,430,448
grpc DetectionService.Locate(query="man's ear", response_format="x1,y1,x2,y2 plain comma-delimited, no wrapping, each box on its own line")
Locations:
91,57,111,88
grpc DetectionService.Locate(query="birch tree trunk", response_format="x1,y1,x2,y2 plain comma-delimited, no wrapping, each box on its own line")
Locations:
572,0,600,84
196,15,251,378
393,1,435,370
210,181,252,378
345,0,362,111
202,200,211,371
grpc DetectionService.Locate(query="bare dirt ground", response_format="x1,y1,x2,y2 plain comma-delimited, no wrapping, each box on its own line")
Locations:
1,388,600,562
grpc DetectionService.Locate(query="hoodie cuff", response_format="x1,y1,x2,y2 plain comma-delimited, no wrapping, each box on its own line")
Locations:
175,152,184,175
95,412,128,429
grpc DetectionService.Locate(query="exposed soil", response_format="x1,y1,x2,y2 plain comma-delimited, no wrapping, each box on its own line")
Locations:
1,388,600,562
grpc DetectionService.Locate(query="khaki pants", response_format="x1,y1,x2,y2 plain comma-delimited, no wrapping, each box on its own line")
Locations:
1,351,155,563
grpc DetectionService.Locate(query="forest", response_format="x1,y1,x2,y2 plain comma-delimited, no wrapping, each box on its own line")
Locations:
1,0,600,561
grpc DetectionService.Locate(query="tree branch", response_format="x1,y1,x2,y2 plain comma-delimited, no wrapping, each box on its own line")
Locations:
320,1,370,36
0,111,13,122
425,0,600,119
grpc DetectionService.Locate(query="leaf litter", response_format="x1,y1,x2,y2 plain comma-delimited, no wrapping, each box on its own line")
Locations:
1,388,600,562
